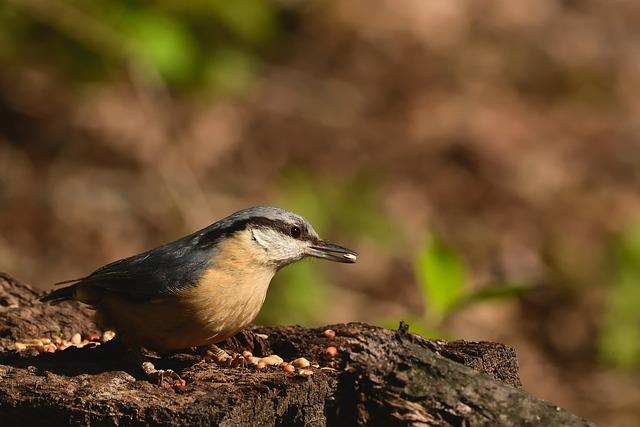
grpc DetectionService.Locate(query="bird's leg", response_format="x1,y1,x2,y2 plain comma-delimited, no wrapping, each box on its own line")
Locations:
128,348,186,387
200,344,245,367
141,360,186,387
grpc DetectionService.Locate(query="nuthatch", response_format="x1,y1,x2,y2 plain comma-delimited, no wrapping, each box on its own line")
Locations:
40,206,357,384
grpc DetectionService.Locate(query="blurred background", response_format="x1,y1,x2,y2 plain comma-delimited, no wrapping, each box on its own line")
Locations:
1,0,639,424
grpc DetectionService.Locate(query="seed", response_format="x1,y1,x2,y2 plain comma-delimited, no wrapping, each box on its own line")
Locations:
256,361,266,369
248,356,261,365
102,330,116,342
52,336,62,345
45,344,56,353
89,334,100,341
323,329,336,339
291,357,310,368
297,368,313,377
327,360,336,368
282,363,295,373
255,333,269,340
270,354,284,363
14,342,27,351
261,356,281,366
242,350,253,359
71,333,82,345
57,345,67,351
326,346,338,357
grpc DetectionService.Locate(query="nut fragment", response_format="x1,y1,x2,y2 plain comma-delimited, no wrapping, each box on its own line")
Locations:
71,333,82,345
326,346,338,357
323,329,336,339
260,356,281,366
297,368,313,377
281,363,295,373
14,342,27,351
291,357,310,368
102,330,116,342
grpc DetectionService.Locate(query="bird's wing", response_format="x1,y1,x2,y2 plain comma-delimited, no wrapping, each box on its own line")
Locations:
75,236,214,301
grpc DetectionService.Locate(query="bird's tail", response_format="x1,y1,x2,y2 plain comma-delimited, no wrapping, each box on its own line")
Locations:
39,280,81,303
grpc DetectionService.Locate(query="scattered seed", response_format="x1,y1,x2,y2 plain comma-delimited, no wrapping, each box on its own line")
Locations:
323,329,336,339
102,330,116,342
320,367,337,372
242,350,253,359
89,334,100,341
282,363,295,373
297,368,313,377
45,344,56,353
248,356,261,365
312,364,320,368
14,342,27,351
71,333,82,345
270,354,284,363
291,357,310,368
261,356,281,366
256,361,266,369
52,336,62,345
326,346,338,357
255,333,269,340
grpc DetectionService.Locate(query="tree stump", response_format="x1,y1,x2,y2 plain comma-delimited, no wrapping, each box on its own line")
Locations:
0,273,591,426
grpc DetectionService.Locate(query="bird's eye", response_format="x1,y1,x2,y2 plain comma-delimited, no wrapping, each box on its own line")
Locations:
290,226,301,238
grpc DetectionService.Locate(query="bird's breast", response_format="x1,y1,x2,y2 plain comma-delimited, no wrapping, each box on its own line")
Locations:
95,265,275,351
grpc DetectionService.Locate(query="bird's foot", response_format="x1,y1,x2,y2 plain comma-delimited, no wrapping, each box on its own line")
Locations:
201,344,245,367
141,361,186,387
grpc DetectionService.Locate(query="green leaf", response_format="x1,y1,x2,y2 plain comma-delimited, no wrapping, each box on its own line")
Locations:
414,236,467,319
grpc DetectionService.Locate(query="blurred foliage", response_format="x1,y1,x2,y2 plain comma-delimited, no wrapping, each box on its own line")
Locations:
257,169,400,325
0,0,286,93
394,234,534,339
598,225,640,370
415,236,467,322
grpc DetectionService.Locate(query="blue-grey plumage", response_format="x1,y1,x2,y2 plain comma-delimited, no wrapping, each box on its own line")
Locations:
40,206,357,352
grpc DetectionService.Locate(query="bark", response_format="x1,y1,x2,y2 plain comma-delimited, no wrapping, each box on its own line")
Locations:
0,273,592,426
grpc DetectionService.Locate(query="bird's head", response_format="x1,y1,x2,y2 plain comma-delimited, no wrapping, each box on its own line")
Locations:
208,206,358,269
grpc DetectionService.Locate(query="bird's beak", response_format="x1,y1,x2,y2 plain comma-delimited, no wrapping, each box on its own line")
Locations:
306,241,358,263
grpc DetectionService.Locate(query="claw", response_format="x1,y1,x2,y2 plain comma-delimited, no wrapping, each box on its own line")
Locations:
141,361,186,387
201,345,246,367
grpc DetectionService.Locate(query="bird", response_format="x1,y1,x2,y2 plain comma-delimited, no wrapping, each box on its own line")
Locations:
39,206,357,385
